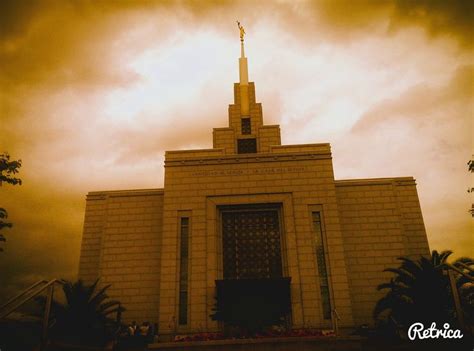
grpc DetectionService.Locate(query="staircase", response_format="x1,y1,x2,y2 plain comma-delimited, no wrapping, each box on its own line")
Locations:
0,279,65,351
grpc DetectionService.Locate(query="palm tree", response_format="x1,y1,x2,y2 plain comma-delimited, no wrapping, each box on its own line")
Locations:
374,250,473,332
451,257,474,327
37,279,125,346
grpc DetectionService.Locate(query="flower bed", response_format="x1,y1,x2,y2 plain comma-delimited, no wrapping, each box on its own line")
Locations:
174,329,335,342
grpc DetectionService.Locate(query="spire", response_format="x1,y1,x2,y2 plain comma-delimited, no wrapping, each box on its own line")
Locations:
237,21,248,86
236,21,250,116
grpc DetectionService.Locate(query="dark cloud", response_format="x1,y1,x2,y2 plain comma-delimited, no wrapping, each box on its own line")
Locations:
351,64,473,132
0,182,83,300
390,0,473,47
315,1,391,33
0,0,42,40
0,1,139,90
316,0,473,47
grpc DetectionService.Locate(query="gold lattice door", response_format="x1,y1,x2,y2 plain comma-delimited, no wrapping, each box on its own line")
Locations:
222,208,283,279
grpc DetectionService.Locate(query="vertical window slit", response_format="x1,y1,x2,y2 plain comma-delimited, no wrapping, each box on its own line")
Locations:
311,212,331,320
241,118,251,135
178,217,189,325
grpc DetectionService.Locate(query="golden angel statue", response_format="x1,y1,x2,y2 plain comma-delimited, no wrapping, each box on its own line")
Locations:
237,20,245,41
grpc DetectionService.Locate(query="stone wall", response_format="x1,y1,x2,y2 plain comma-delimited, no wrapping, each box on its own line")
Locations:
78,189,163,323
335,177,430,326
79,195,107,284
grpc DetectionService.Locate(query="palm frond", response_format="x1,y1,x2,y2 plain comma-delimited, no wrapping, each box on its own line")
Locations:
453,257,474,266
432,250,440,265
89,284,112,307
398,257,422,275
384,268,415,284
86,279,100,302
377,281,395,291
97,300,122,314
438,250,453,264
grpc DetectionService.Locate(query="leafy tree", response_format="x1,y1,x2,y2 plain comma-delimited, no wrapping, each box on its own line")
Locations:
453,257,474,326
0,153,22,186
0,153,22,251
37,279,125,347
374,250,474,335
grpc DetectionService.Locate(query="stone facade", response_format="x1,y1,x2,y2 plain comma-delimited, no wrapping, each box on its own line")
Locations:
78,48,430,336
335,178,429,326
79,189,163,323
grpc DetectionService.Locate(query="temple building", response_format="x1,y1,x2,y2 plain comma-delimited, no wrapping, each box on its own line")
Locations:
78,30,430,337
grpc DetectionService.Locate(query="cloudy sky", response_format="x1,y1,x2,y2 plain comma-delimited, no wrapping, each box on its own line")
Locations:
1,0,472,298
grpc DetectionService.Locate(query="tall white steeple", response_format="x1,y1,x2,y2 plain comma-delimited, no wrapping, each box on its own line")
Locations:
237,21,249,115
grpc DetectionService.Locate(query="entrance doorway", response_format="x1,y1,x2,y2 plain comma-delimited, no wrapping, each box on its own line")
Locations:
212,204,291,332
221,205,283,279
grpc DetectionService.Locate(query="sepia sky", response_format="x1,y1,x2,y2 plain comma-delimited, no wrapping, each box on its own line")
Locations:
1,0,473,299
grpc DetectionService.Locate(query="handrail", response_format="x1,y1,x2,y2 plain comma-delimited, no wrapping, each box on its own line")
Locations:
331,308,340,337
1,279,124,351
0,279,65,320
0,279,48,311
444,263,474,281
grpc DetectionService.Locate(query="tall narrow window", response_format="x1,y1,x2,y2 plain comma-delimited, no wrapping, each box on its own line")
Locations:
311,212,331,320
241,118,251,135
178,217,189,325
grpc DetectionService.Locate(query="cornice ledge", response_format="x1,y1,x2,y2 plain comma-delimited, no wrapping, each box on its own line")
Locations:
164,151,332,167
335,177,416,187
